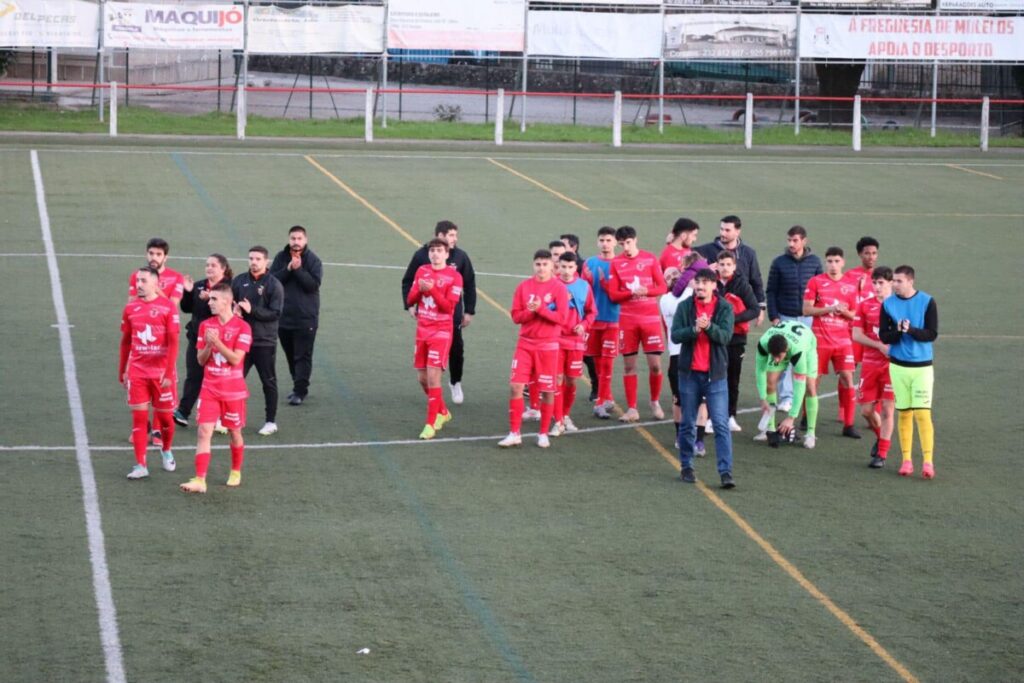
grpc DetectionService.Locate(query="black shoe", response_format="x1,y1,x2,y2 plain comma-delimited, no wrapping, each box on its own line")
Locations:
842,426,862,439
589,389,598,403
172,409,189,427
680,467,696,484
869,456,886,469
720,472,736,489
870,439,879,457
288,394,304,406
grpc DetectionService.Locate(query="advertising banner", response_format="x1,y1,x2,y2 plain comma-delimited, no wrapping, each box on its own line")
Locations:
387,0,525,52
667,0,796,7
248,4,383,55
800,14,1024,61
0,0,99,48
665,13,797,59
527,10,661,59
800,0,932,7
104,1,243,50
939,0,1024,10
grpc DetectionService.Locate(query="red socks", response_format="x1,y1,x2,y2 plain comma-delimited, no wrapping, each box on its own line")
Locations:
194,452,211,479
529,382,540,411
838,387,857,426
598,357,614,403
552,386,564,424
649,372,663,403
509,397,524,433
230,444,245,471
539,400,554,434
131,410,149,466
426,387,443,427
878,438,891,458
623,374,638,410
563,382,577,419
155,411,175,451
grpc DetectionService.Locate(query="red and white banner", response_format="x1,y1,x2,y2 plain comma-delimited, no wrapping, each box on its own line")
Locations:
800,15,1024,61
248,4,383,55
104,1,243,50
387,0,525,52
527,10,661,59
0,0,99,48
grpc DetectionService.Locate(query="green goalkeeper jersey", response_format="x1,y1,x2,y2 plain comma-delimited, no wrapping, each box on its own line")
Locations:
755,320,819,413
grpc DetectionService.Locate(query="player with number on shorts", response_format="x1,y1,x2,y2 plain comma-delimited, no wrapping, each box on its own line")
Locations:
852,266,896,469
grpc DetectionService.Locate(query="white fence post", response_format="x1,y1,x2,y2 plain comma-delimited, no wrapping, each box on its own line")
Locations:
109,81,117,137
612,91,622,148
364,88,374,143
744,93,753,150
852,95,862,152
980,96,990,152
495,88,505,146
236,83,246,140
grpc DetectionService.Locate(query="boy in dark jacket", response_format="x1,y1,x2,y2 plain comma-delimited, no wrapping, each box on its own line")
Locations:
716,250,760,431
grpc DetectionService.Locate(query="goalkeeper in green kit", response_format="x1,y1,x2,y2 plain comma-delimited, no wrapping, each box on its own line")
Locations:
754,320,820,449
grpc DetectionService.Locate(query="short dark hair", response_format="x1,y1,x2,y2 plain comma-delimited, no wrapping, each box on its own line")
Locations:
249,245,269,258
856,236,880,254
427,237,449,251
894,265,916,280
549,240,565,250
720,215,741,229
209,281,232,296
787,225,807,238
716,250,736,263
767,334,789,356
694,268,718,283
597,226,617,238
435,220,458,236
559,252,577,263
615,226,637,241
289,225,307,235
137,265,160,279
560,234,580,249
146,238,169,254
534,249,552,261
672,217,700,238
872,266,894,281
825,246,844,258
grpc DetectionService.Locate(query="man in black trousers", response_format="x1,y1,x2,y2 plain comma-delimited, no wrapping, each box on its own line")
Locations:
271,225,323,407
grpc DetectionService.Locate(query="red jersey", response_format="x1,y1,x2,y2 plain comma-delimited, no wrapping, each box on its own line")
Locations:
659,244,691,274
119,297,180,380
510,276,569,351
844,267,874,306
559,276,597,351
691,297,717,372
804,273,858,348
406,264,463,334
128,267,185,302
854,297,888,367
605,250,667,325
197,315,252,401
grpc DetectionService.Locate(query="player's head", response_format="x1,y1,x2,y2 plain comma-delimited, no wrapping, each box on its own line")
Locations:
533,249,553,280
716,250,737,280
248,246,270,275
135,265,160,299
435,220,458,249
692,268,718,301
893,265,916,297
145,238,169,270
597,226,617,255
549,240,567,260
427,237,449,266
871,265,893,300
208,281,233,316
719,215,741,247
615,226,638,255
856,236,879,269
787,226,808,257
663,267,682,289
557,251,577,281
288,225,308,253
205,253,233,284
767,333,789,363
560,234,580,253
824,246,845,276
670,217,700,247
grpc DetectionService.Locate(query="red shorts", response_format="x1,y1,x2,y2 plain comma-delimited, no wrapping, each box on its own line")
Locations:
414,328,452,370
126,376,177,411
856,363,894,404
586,323,619,359
817,343,855,375
619,320,665,356
510,344,558,392
558,349,585,379
197,394,247,429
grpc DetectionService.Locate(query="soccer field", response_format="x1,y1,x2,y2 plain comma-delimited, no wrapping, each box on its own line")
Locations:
1,138,1022,683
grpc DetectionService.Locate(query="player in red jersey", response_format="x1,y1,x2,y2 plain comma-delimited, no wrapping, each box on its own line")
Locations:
119,266,180,479
844,236,881,419
853,267,896,469
499,250,570,448
803,246,861,438
180,282,252,494
603,226,668,423
659,217,700,274
550,252,596,437
407,238,464,440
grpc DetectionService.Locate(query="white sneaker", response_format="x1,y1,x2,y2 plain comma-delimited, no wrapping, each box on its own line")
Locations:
729,416,742,432
160,450,176,472
705,419,714,434
757,408,774,433
593,404,611,419
563,416,579,433
258,421,278,436
803,434,817,449
522,408,542,421
498,432,522,448
548,422,565,437
214,420,228,435
618,407,640,423
753,431,769,442
650,401,665,420
450,382,464,405
537,433,551,448
778,399,793,413
126,465,150,480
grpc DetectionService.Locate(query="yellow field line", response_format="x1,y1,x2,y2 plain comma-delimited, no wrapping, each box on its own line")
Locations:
588,207,1023,218
485,158,591,211
945,163,1004,180
306,151,918,683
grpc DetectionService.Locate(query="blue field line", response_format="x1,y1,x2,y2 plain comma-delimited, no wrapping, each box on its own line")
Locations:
169,152,248,253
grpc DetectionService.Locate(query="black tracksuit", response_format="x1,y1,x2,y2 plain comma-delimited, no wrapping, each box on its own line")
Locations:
232,271,284,423
270,246,323,399
717,272,759,417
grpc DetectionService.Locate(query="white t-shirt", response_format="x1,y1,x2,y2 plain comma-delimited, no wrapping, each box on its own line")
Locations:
660,288,692,357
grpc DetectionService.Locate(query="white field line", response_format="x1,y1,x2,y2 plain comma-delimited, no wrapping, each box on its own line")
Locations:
1,393,837,453
31,150,127,683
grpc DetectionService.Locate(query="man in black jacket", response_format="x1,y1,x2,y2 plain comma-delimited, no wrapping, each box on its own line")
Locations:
715,250,760,432
695,215,765,325
401,220,477,405
270,226,323,407
232,246,284,436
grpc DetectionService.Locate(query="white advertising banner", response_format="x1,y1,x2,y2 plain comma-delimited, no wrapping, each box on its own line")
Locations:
528,10,661,58
940,0,1024,9
247,5,383,54
544,0,660,4
665,13,797,59
0,0,99,48
104,1,243,50
387,0,525,51
800,14,1024,61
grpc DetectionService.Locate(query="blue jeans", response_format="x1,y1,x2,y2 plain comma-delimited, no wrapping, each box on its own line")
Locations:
678,371,733,475
777,314,813,404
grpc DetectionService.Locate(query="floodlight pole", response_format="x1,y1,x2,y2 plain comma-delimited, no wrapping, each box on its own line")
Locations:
520,0,529,133
98,0,105,122
658,2,665,134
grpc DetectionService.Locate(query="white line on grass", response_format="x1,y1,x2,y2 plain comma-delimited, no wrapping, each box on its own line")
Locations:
31,150,127,683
